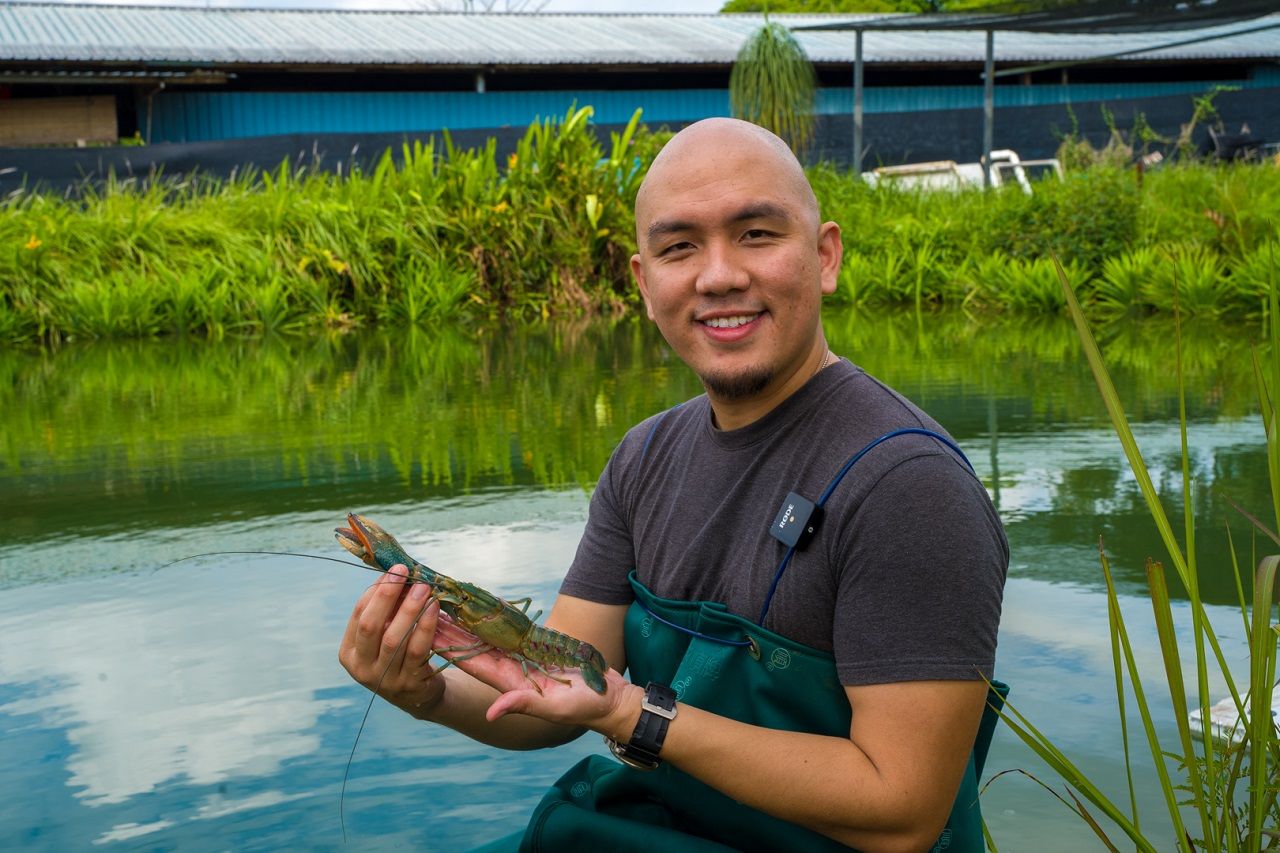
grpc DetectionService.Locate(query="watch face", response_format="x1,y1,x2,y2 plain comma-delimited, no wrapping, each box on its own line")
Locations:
605,736,660,771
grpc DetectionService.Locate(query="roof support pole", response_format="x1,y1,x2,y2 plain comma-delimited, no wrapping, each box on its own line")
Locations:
852,28,864,175
983,29,994,188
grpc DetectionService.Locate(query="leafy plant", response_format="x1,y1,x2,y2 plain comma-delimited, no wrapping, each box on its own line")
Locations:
1092,247,1161,317
729,18,817,154
1141,244,1228,318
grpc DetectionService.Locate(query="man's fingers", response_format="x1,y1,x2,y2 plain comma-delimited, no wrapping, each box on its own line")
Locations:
382,579,434,661
486,688,539,722
402,592,441,663
339,581,380,654
352,565,410,663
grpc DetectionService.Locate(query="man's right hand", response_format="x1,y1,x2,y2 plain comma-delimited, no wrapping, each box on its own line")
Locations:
338,564,454,718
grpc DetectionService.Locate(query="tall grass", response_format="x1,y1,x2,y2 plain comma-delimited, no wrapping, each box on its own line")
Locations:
812,162,1280,320
989,260,1280,850
3,107,1280,345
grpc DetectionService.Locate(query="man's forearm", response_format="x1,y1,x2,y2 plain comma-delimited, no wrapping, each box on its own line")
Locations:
416,668,585,750
587,680,985,853
659,706,949,853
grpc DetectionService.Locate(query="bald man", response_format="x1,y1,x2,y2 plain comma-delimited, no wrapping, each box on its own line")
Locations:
340,118,1007,853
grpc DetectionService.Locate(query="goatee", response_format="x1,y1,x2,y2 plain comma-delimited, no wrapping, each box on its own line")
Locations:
701,367,774,400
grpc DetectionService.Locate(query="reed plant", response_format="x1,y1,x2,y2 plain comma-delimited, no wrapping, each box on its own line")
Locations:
812,161,1279,322
988,260,1280,850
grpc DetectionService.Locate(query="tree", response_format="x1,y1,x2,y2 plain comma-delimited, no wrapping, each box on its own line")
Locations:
729,18,818,154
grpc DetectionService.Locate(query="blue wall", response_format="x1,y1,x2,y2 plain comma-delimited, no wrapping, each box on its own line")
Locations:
150,75,1277,143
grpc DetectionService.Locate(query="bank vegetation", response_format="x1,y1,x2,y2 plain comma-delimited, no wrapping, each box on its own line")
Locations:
2,106,1278,344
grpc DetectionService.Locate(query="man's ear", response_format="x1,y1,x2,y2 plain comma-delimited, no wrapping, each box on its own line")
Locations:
817,222,843,296
631,254,656,321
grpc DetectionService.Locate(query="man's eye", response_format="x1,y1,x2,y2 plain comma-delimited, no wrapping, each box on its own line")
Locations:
660,241,694,256
743,229,773,241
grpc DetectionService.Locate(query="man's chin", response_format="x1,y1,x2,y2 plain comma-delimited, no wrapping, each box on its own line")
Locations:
700,367,774,401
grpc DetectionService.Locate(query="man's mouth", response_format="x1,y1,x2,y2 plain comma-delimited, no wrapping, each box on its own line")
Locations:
701,313,760,329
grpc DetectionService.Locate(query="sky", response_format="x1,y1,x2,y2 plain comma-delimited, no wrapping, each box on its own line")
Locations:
34,0,732,10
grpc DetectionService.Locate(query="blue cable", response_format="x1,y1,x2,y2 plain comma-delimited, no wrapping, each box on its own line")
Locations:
635,597,754,648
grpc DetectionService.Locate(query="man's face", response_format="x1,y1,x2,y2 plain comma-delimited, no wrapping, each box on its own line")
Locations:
630,129,841,409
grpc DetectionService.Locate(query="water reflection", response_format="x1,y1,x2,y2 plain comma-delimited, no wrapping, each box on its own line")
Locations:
0,497,601,850
0,307,1270,850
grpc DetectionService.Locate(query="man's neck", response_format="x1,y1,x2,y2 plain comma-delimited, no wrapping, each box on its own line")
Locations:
708,347,833,432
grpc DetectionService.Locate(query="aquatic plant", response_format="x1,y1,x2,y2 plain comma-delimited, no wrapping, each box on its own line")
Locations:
0,106,662,344
988,260,1280,850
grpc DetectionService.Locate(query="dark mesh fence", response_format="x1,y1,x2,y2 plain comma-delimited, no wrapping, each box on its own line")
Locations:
2,86,1275,195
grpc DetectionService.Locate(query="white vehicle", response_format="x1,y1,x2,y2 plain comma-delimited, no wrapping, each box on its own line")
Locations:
861,149,1063,194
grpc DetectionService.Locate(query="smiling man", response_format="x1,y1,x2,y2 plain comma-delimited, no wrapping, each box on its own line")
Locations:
339,118,1008,853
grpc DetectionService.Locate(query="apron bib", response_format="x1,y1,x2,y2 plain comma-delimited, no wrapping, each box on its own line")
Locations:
501,574,1008,853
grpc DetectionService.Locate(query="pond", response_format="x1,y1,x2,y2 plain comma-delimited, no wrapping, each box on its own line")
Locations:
0,306,1270,851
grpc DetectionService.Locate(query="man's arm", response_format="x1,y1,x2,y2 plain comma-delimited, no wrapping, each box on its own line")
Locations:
488,673,986,853
660,681,987,853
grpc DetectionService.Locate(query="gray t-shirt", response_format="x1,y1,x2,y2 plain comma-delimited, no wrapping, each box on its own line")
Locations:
561,358,1008,686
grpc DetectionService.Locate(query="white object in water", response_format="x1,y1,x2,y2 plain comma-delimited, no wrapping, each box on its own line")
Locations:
1188,685,1280,744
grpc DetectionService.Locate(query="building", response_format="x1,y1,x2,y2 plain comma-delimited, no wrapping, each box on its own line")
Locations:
1,3,1277,184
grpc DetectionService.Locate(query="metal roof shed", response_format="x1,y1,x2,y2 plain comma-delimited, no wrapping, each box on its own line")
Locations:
796,0,1280,178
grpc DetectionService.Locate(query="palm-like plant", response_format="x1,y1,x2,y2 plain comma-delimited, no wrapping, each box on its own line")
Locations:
729,17,817,155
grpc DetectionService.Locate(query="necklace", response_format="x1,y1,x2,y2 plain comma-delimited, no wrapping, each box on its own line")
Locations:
814,348,832,377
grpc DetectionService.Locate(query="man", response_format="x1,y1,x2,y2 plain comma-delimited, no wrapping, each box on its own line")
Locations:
339,118,1007,852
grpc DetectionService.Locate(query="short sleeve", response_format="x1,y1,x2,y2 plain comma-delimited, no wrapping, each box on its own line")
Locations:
833,453,1008,686
559,450,637,606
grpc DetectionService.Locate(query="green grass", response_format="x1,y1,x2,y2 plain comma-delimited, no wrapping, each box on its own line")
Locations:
0,106,662,344
3,105,1280,345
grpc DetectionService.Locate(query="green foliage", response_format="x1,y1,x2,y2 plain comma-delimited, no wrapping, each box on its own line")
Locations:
982,168,1140,270
5,110,1280,345
0,106,666,344
959,254,1089,312
729,21,817,154
811,160,1280,320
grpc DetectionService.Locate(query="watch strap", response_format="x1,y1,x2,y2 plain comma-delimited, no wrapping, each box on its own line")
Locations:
605,682,677,770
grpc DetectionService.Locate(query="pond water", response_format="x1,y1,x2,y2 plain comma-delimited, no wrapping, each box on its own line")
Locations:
0,307,1270,851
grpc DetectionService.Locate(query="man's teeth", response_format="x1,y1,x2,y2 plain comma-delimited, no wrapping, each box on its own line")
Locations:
704,315,756,329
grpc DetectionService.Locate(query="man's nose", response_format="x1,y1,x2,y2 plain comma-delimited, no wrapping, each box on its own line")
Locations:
695,241,749,295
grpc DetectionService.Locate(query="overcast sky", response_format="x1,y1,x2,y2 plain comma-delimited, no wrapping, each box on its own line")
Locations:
36,0,731,11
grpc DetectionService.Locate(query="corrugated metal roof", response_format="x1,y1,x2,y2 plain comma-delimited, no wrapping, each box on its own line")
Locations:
0,3,1276,68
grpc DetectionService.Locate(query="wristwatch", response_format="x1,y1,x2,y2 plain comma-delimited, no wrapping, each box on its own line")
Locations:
604,682,678,771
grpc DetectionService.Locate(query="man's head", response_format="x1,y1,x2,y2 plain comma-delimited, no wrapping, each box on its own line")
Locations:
630,118,842,428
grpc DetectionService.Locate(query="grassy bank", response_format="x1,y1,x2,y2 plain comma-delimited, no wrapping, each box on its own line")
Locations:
1,107,661,344
2,106,1279,344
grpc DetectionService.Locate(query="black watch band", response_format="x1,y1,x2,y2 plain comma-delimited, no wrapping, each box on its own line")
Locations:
605,682,678,771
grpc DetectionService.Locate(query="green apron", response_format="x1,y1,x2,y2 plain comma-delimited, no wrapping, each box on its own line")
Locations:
493,573,1008,853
